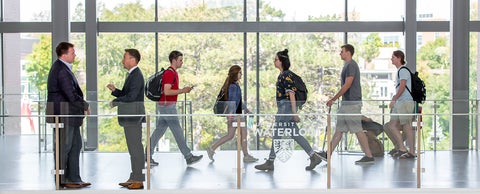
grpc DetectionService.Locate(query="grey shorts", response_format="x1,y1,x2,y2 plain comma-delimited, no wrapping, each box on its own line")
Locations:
335,104,362,133
390,101,415,125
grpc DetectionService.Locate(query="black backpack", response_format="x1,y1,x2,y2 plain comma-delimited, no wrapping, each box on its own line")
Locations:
397,66,426,104
361,120,384,136
290,71,308,110
145,67,175,101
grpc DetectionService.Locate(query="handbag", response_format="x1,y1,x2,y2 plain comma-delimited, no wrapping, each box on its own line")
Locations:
213,89,228,115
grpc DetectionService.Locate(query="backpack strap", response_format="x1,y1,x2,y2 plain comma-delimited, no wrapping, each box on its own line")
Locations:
166,67,176,84
396,66,412,95
161,67,177,105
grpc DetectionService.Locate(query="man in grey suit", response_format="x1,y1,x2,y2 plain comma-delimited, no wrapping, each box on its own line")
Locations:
107,49,146,190
47,42,91,188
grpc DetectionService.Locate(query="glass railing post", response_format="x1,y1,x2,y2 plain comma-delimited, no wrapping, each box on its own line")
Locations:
146,115,151,190
475,100,479,151
80,125,84,153
379,100,388,145
416,109,422,188
43,105,48,152
54,116,60,190
188,101,193,150
432,100,439,151
326,107,332,189
38,101,41,153
237,115,242,189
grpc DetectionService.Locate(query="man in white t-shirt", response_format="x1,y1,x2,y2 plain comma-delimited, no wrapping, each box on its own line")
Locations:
388,50,416,159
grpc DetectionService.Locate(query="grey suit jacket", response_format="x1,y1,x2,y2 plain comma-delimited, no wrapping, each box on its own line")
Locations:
111,67,146,126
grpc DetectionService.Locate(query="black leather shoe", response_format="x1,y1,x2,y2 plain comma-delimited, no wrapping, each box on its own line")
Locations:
255,159,274,171
146,158,159,166
316,151,328,162
186,155,203,165
306,153,322,170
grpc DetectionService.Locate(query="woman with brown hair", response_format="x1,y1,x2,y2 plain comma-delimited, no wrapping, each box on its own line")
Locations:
207,65,258,162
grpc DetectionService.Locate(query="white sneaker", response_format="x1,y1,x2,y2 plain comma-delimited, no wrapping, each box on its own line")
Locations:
206,147,215,161
243,154,259,162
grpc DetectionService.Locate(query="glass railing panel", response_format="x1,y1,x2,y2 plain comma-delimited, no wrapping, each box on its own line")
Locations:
2,98,479,189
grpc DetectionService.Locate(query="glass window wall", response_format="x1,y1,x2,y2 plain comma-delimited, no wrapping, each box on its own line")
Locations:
71,0,85,22
96,33,155,151
260,0,344,21
417,32,451,151
257,32,343,151
347,0,405,21
0,34,3,136
2,33,51,135
470,32,479,150
97,0,155,21
158,0,246,21
418,0,450,21
344,32,404,152
0,0,476,158
3,0,51,22
472,0,479,21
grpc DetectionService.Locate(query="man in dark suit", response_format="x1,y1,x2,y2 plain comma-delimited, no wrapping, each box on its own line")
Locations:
107,49,146,190
47,42,91,188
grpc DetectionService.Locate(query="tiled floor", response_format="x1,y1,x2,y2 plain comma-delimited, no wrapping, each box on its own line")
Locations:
1,135,479,191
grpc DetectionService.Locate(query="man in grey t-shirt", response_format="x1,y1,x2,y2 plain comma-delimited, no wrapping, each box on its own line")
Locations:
340,60,362,103
324,44,374,164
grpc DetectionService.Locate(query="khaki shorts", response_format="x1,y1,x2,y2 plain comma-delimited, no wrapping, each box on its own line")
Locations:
335,104,362,133
390,101,415,125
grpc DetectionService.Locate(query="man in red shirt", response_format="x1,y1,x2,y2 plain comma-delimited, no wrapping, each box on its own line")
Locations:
146,50,203,166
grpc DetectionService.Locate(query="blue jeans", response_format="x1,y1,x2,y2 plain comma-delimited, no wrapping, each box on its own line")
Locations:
268,100,314,160
147,104,193,159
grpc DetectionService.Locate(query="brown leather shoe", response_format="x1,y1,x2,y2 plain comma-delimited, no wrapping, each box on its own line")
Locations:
119,180,133,187
127,182,144,190
62,183,82,188
80,182,91,187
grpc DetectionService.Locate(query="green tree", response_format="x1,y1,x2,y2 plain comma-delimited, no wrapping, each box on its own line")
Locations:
25,35,51,94
359,33,382,68
96,3,157,151
25,2,374,152
418,37,449,69
417,36,451,150
260,2,286,21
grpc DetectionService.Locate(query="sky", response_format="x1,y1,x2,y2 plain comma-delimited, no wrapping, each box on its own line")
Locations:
18,0,452,21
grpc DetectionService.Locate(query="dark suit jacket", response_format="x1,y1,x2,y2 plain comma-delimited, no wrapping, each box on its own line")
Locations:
111,67,146,126
46,59,89,127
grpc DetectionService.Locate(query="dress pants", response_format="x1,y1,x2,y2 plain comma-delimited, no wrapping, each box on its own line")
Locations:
123,123,145,181
54,123,83,183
